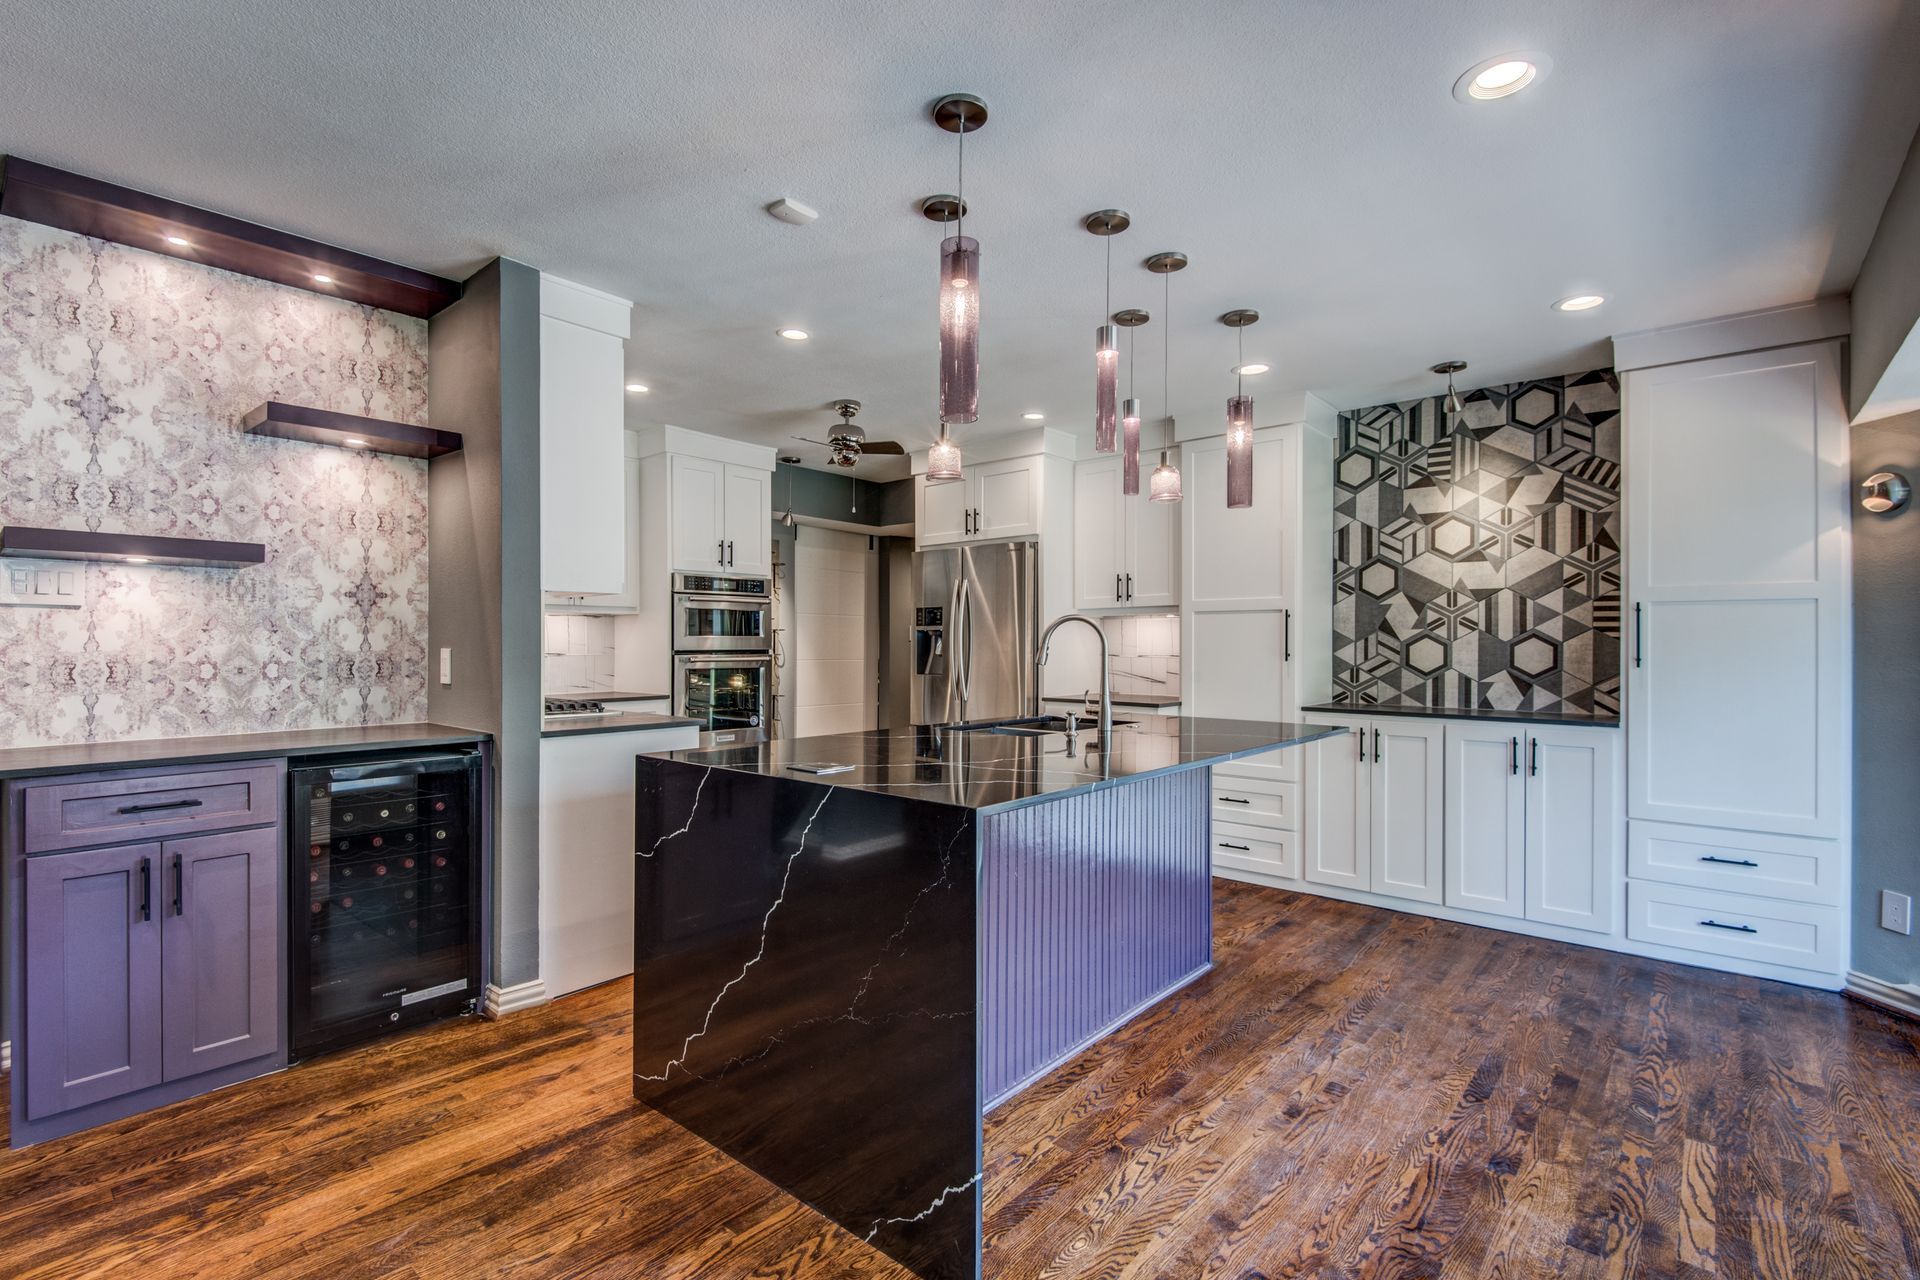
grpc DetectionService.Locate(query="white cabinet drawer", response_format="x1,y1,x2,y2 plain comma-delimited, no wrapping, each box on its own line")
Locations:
1626,881,1841,974
1211,822,1298,881
1627,821,1841,906
1213,744,1300,783
1210,777,1297,830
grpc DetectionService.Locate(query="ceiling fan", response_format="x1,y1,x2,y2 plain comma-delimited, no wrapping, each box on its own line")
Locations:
793,400,906,468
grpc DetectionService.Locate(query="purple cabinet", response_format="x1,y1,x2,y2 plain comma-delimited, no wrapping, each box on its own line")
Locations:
22,843,166,1119
162,829,282,1079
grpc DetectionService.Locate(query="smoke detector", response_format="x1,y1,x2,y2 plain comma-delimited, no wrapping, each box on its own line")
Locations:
766,198,819,226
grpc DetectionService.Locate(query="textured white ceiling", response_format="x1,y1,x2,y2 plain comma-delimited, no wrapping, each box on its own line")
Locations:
3,0,1917,471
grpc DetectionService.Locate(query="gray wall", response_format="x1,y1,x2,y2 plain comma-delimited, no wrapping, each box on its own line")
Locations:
427,258,546,992
774,464,912,527
1852,126,1920,417
1851,409,1920,985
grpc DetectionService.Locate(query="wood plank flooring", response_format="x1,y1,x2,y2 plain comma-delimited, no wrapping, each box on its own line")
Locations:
3,880,1917,1278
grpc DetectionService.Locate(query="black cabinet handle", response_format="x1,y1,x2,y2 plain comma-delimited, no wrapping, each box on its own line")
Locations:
138,856,151,922
1126,573,1133,600
171,853,184,916
726,540,735,567
1634,603,1643,668
1116,573,1124,601
1372,727,1381,764
1218,841,1251,852
1510,737,1519,775
1355,728,1365,763
717,539,726,566
1700,855,1760,868
1218,795,1252,805
1529,738,1539,777
1700,919,1757,934
1284,610,1292,662
118,798,203,815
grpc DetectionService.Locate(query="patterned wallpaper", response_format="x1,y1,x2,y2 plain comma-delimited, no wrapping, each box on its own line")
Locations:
0,218,431,746
1332,369,1622,715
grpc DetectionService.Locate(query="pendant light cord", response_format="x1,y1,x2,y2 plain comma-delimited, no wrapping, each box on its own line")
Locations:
1104,231,1111,316
1163,268,1172,451
956,118,965,243
1237,327,1245,398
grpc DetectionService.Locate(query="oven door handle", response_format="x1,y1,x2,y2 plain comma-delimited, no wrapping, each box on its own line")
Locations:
677,594,771,609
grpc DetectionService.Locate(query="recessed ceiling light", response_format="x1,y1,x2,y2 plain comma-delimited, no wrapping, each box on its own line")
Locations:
626,382,650,394
1453,52,1551,103
343,438,369,448
1232,363,1271,376
1552,294,1606,312
125,556,150,564
1022,411,1046,421
776,328,810,341
312,273,333,284
163,235,191,247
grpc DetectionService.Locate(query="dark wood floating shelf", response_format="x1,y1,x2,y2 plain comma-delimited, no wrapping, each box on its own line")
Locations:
0,157,463,318
242,402,462,459
0,527,266,569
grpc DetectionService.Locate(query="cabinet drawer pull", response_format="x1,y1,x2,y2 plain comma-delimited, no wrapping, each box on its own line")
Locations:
1699,855,1760,868
117,798,204,815
1372,728,1381,764
1634,602,1644,668
1529,737,1539,777
138,855,152,923
1218,795,1252,805
171,853,185,916
1217,841,1252,852
1510,736,1519,776
1699,918,1757,934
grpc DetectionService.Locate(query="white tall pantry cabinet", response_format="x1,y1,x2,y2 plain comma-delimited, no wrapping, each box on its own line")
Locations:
1621,334,1851,983
539,275,634,597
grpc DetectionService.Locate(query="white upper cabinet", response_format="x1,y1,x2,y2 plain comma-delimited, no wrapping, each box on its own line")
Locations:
549,452,641,613
669,457,770,574
539,276,632,595
670,455,727,574
1624,341,1849,839
1072,454,1179,609
722,465,772,575
916,455,1042,547
1186,432,1289,611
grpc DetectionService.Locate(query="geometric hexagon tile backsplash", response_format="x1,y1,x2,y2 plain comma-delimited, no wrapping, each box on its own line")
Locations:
0,218,431,746
1332,368,1621,715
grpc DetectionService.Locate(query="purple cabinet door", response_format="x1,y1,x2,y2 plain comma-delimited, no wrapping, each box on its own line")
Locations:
23,843,165,1119
162,828,282,1080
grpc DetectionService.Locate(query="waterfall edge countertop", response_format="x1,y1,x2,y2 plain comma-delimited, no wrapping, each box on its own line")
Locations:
646,714,1345,814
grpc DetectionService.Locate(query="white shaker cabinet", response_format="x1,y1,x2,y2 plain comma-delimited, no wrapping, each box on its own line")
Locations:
1303,718,1372,892
1524,725,1619,935
669,456,772,574
1368,718,1445,905
1185,432,1288,611
722,466,773,575
915,456,1043,548
540,276,633,596
1073,455,1178,609
1444,725,1527,919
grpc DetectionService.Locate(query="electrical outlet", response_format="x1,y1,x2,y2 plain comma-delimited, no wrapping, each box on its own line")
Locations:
439,647,453,686
1882,890,1912,936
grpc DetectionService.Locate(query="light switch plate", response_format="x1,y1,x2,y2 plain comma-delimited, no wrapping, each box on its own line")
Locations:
439,647,453,686
1882,890,1912,935
0,562,82,608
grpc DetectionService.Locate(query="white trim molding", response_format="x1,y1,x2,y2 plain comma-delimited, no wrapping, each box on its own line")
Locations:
1846,970,1920,1021
1613,297,1850,373
483,978,551,1019
2,1038,10,1074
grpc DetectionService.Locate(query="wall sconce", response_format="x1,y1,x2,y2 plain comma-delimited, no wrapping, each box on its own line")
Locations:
1861,471,1912,514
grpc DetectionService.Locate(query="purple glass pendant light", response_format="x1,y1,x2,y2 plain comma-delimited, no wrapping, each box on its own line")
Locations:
1146,251,1187,503
1086,210,1130,453
922,190,970,481
1114,308,1151,494
933,95,987,435
1221,309,1259,509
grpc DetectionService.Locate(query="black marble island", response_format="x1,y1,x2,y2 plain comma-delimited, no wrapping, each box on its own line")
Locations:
630,716,1341,1280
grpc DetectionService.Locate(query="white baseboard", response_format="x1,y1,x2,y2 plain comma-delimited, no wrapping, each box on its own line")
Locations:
1846,970,1920,1021
483,978,549,1018
2,1038,10,1074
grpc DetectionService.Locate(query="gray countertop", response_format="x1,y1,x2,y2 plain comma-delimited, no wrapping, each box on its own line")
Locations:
647,715,1344,813
544,690,670,704
0,723,491,780
541,710,703,739
1301,701,1620,728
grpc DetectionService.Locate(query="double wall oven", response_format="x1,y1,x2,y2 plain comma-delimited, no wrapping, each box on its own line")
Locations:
671,572,772,744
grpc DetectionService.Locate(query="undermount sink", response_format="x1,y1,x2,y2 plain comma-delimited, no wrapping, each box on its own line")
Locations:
949,715,1136,736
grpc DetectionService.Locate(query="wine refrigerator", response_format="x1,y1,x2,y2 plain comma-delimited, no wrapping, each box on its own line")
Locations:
289,749,484,1060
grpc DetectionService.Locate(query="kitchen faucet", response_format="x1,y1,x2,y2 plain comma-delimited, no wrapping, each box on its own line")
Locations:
1034,614,1112,747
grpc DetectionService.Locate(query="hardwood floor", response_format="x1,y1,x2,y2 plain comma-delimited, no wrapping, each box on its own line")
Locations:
4,880,1918,1278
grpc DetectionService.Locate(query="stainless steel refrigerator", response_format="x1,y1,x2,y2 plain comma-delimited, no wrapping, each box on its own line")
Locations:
911,539,1039,726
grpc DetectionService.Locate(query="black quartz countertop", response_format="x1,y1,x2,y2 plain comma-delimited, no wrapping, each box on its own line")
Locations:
648,715,1344,813
1300,701,1620,728
0,723,491,780
543,690,670,704
541,710,703,739
1044,692,1184,708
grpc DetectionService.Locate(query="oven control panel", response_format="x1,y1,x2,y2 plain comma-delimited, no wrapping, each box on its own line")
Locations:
676,573,769,596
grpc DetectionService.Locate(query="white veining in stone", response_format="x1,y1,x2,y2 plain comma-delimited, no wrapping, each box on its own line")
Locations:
636,766,711,857
637,787,833,1082
863,1173,984,1242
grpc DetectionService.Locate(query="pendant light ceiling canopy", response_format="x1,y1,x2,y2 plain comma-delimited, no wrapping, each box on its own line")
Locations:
1085,209,1130,454
928,93,987,482
1432,360,1468,415
1145,251,1187,504
1114,307,1150,495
